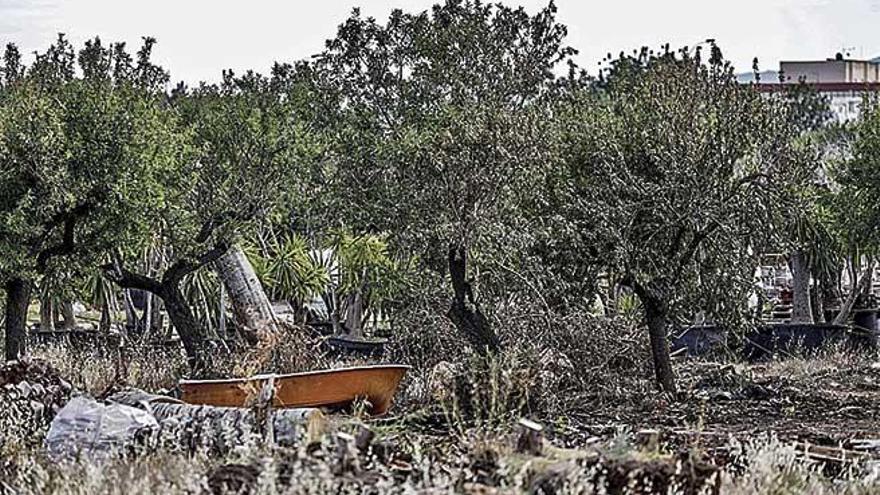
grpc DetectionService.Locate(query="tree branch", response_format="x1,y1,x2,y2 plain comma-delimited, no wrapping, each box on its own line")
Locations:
101,260,164,295
162,241,231,285
35,200,98,272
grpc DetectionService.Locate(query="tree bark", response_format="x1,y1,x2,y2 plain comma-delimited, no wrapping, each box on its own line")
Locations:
60,301,76,330
218,284,227,339
123,289,138,333
99,300,111,333
446,247,499,355
5,277,32,362
789,249,813,324
39,296,55,332
143,291,153,335
628,278,676,394
343,290,364,338
108,388,324,451
161,285,208,371
812,281,825,323
214,244,276,344
833,261,876,326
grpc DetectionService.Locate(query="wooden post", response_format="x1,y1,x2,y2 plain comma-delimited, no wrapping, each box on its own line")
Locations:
515,418,544,456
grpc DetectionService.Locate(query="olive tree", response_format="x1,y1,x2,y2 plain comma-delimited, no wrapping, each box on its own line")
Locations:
830,97,880,322
0,36,177,361
561,46,791,392
101,69,308,370
310,1,576,352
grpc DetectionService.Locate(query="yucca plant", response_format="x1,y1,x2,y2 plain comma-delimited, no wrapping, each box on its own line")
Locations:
82,268,119,333
180,268,223,340
327,231,410,337
267,234,329,305
242,234,330,323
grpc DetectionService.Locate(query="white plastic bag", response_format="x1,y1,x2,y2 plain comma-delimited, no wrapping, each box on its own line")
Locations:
45,396,158,462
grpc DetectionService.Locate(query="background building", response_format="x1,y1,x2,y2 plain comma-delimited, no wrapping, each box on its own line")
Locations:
747,54,880,121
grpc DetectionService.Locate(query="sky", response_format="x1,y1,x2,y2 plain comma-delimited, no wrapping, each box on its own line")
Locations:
2,0,880,85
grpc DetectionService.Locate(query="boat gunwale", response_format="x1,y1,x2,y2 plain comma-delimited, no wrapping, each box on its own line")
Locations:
178,364,411,385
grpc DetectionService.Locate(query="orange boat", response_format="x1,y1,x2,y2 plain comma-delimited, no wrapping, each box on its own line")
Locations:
178,365,409,416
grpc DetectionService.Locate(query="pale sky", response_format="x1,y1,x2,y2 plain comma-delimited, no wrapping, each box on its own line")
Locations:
2,0,880,84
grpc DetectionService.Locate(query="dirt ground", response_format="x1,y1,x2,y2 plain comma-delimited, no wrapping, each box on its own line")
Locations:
3,348,880,494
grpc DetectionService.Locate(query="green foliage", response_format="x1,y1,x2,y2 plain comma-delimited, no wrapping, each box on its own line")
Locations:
0,36,180,281
834,97,880,247
251,234,330,304
560,44,793,327
330,231,410,311
306,1,577,317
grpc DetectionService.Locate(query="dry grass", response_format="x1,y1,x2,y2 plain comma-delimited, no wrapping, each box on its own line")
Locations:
2,309,879,493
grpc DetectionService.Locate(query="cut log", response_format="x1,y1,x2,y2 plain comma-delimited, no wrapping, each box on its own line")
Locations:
107,388,325,451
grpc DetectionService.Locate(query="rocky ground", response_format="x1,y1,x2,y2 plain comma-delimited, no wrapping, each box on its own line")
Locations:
1,348,879,494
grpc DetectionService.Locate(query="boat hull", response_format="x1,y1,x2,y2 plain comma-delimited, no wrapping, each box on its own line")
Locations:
178,365,409,415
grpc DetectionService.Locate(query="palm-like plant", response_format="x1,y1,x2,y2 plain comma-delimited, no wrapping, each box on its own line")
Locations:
243,234,330,322
328,231,409,336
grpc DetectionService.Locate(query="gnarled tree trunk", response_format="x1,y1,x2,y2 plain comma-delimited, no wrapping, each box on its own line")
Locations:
447,247,499,355
343,289,365,338
789,249,813,324
215,244,276,344
5,277,32,362
833,261,876,326
161,285,208,371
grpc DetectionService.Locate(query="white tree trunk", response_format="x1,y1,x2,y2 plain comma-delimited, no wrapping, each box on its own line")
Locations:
215,244,277,342
60,301,76,330
123,290,138,331
218,284,227,339
789,249,813,324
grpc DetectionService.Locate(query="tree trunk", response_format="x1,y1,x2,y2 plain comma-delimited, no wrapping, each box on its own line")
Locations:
812,281,825,324
162,285,208,372
142,292,153,337
108,388,324,451
99,300,111,333
218,284,227,339
5,277,32,362
446,247,499,355
151,294,164,334
833,261,876,326
123,289,138,333
101,240,230,374
641,296,677,394
60,301,76,330
343,290,364,338
39,297,55,332
214,244,276,344
628,278,676,394
789,249,813,324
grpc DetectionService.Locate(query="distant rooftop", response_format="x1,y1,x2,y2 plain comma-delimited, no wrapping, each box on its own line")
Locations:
739,54,880,86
